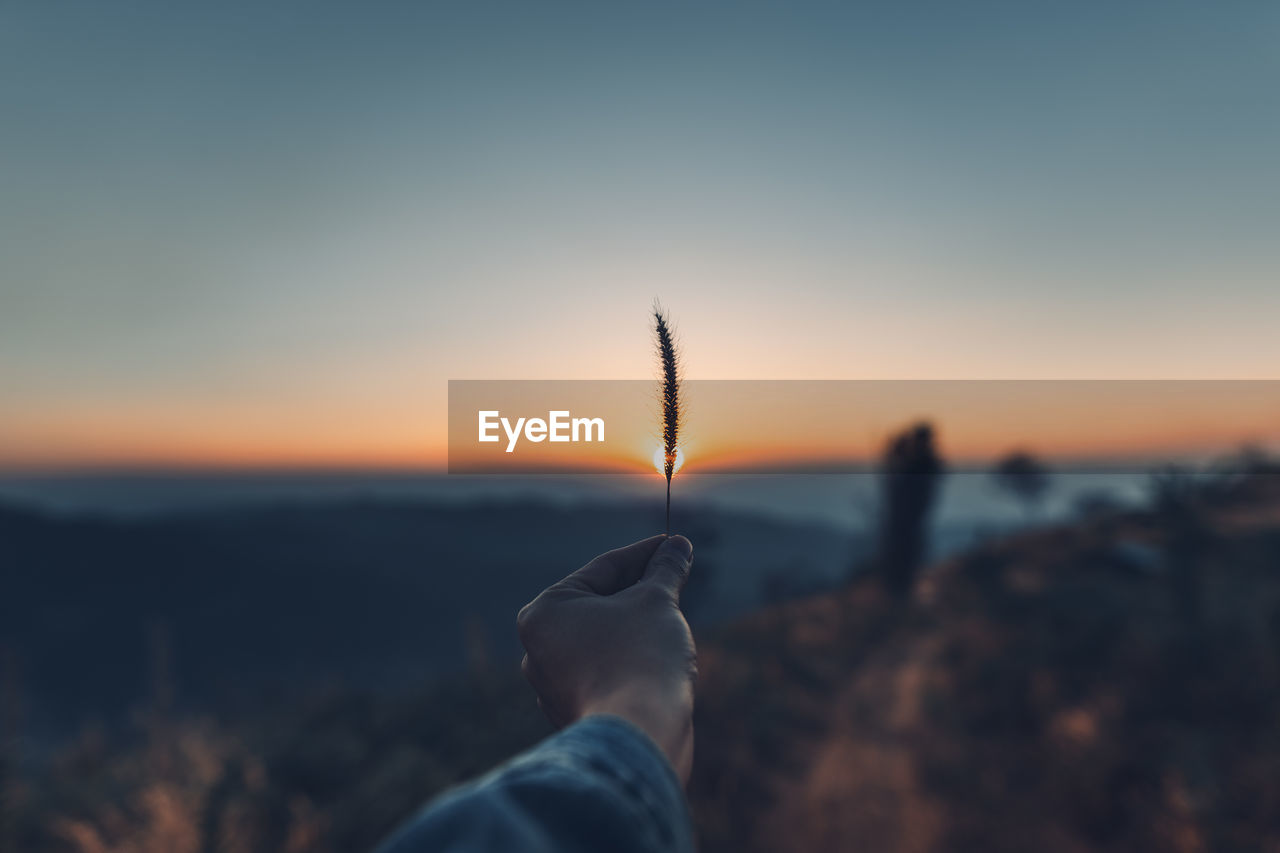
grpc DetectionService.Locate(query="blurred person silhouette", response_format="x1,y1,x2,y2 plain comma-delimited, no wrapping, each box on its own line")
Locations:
376,534,696,853
879,422,944,597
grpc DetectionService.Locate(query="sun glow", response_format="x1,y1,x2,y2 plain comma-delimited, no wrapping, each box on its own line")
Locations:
652,445,685,476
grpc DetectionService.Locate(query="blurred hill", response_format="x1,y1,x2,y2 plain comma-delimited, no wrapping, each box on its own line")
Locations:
0,498,859,738
691,472,1280,852
4,473,1279,851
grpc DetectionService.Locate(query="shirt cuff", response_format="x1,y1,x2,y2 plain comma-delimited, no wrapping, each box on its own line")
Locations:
515,714,694,852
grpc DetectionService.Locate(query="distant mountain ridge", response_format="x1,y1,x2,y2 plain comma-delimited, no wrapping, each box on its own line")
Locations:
0,497,861,739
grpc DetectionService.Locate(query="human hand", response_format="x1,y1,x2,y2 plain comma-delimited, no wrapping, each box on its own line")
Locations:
517,534,696,783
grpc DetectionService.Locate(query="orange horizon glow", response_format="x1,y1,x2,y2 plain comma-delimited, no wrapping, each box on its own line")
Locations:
4,381,1277,475
2,428,1275,475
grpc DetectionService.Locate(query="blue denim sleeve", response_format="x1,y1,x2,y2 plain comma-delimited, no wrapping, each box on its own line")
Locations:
375,715,694,853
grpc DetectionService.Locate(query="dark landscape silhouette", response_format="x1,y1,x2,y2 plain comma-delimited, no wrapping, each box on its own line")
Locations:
2,448,1278,851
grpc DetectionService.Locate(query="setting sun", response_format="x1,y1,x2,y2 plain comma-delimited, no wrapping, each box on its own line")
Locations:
653,445,686,476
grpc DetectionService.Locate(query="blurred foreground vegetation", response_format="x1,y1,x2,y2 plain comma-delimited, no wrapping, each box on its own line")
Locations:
4,467,1280,852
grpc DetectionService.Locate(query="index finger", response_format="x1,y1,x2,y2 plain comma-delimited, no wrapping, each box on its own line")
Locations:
553,534,668,596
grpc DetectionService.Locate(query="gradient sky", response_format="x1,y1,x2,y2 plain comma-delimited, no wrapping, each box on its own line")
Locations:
2,2,1278,469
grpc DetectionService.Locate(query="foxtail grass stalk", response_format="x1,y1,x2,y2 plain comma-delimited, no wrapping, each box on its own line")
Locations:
653,303,680,535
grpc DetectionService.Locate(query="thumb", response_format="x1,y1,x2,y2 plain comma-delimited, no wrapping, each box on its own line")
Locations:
641,535,693,599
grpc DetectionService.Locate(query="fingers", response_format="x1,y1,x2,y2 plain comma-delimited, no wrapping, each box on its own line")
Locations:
554,534,668,595
640,534,693,599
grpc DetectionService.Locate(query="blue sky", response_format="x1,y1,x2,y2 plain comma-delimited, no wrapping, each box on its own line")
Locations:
2,1,1278,467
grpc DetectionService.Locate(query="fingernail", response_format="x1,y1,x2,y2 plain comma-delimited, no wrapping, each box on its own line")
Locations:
663,534,693,563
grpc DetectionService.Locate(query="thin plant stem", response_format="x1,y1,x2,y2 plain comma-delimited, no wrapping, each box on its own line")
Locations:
666,476,671,535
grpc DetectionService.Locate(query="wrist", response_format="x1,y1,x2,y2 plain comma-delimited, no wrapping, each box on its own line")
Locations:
582,685,693,783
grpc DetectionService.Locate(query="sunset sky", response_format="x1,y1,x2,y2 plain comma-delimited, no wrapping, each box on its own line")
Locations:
2,2,1278,470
